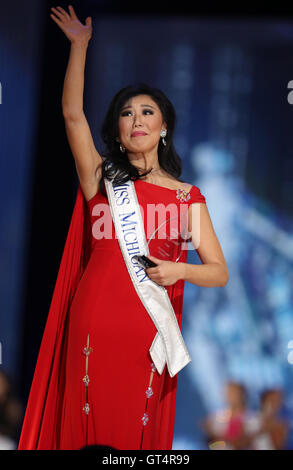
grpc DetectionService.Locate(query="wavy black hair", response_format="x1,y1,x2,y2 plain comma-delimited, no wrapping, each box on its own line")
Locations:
98,83,184,196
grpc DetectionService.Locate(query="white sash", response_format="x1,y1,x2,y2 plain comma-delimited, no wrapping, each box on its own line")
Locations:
104,176,191,378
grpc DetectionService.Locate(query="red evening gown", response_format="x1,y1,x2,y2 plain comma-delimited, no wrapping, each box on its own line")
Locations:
18,178,206,450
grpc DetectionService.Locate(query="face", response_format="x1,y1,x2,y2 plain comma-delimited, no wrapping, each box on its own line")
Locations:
117,94,166,154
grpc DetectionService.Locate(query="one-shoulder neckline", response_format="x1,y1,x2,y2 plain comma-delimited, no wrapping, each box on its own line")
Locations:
86,179,194,204
136,179,194,193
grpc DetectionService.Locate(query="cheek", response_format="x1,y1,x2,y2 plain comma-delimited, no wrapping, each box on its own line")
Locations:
118,119,131,137
149,116,163,132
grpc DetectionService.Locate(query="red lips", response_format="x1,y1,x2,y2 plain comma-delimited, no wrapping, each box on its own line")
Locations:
131,131,147,137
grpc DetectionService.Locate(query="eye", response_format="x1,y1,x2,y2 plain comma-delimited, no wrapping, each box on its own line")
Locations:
120,110,133,117
143,109,154,115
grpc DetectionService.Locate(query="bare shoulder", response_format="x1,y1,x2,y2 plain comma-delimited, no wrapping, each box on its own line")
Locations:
173,179,193,191
180,181,193,191
165,174,193,191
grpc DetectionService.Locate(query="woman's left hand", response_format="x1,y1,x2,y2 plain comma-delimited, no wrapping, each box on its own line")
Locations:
145,255,185,286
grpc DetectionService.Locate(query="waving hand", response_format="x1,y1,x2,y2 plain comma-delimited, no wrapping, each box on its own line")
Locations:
50,5,92,44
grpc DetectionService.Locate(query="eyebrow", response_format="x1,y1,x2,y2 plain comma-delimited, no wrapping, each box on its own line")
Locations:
120,104,156,111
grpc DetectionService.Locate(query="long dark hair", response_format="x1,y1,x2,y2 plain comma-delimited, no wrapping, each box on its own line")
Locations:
98,83,184,196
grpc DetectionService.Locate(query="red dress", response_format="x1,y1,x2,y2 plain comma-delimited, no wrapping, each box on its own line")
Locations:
18,179,206,450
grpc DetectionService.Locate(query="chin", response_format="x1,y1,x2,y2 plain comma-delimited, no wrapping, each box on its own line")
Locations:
127,142,158,154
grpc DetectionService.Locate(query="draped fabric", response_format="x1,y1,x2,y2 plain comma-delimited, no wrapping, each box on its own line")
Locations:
18,179,206,450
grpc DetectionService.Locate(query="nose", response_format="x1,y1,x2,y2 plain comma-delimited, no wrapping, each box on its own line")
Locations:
133,112,143,127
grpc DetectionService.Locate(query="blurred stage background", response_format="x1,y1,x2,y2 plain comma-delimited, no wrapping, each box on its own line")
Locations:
1,0,293,450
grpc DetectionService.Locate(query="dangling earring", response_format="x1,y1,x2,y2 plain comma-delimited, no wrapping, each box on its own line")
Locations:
160,129,167,146
116,137,126,153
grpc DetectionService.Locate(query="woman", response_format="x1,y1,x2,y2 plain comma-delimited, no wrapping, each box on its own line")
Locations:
18,5,229,450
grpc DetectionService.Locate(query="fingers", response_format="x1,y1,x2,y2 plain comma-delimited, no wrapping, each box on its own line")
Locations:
50,7,68,24
56,6,71,19
50,6,89,29
51,6,74,22
50,11,65,29
145,266,158,274
68,5,78,19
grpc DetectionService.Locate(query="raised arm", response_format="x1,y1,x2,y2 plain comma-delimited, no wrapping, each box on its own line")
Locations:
50,5,102,201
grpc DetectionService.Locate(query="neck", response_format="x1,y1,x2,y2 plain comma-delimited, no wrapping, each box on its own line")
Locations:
127,149,161,174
